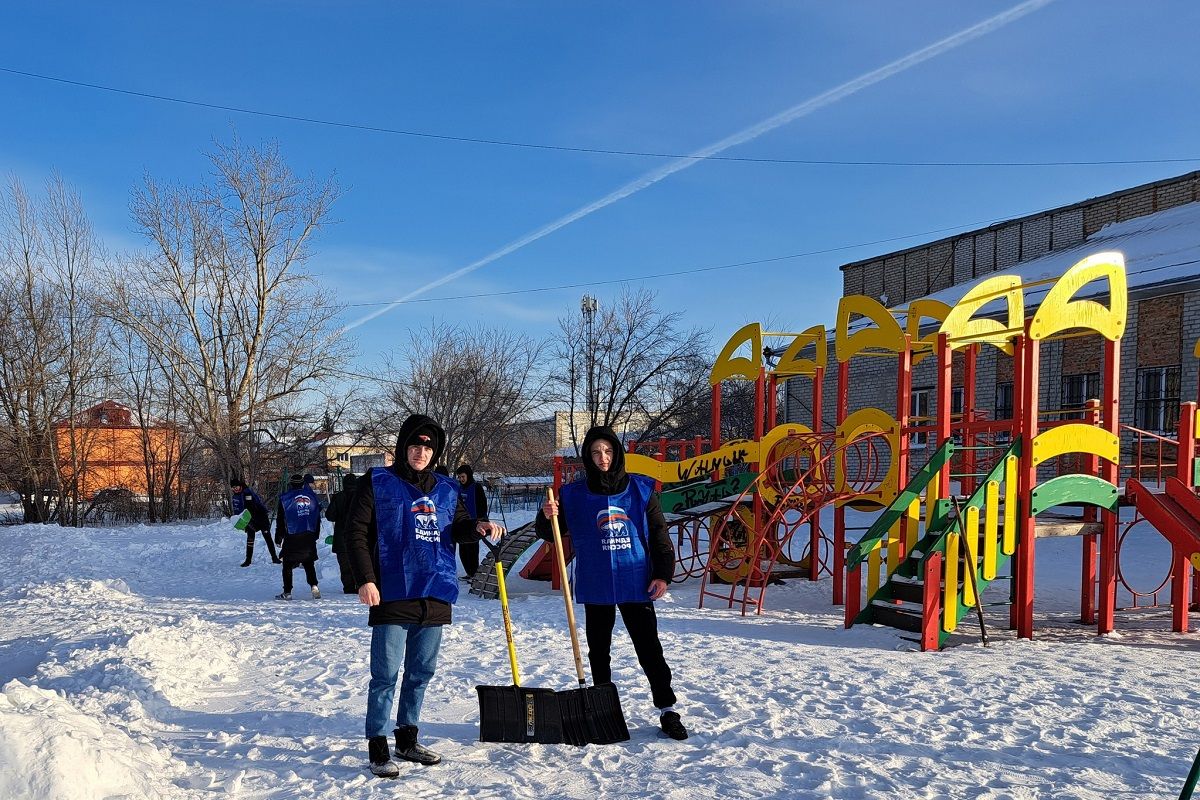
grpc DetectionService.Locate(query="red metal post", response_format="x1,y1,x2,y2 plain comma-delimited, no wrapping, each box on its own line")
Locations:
844,563,861,627
963,345,978,497
921,552,944,652
896,340,913,555
936,334,952,499
1016,331,1040,639
1080,400,1100,624
767,373,778,430
1097,338,1120,635
1172,402,1196,632
833,360,850,606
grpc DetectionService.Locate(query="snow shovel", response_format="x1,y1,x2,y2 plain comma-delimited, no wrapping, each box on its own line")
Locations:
547,488,630,746
475,536,563,744
233,510,252,531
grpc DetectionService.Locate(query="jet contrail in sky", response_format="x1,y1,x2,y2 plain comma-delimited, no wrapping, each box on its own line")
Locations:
343,0,1055,331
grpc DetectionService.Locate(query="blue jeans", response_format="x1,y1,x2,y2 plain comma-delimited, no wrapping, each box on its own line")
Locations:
365,623,443,739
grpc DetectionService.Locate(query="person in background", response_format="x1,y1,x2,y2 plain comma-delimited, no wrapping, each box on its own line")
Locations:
274,473,323,601
535,425,688,741
230,476,279,567
454,464,487,581
344,414,505,778
326,473,360,594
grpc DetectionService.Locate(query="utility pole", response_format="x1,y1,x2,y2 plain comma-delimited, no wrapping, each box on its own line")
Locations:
581,294,599,429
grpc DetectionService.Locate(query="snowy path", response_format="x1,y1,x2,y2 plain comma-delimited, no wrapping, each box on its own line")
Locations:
1,515,1198,799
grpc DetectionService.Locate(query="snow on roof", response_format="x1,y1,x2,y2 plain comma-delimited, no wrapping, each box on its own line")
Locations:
922,200,1200,311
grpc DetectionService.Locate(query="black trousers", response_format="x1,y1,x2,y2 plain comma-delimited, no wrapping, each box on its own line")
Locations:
246,527,279,561
584,602,677,709
334,548,358,593
282,560,318,593
458,540,480,577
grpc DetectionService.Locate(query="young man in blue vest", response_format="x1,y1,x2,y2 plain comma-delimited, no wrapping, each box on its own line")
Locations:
344,414,505,778
453,464,487,580
274,472,323,600
536,425,688,741
230,477,280,567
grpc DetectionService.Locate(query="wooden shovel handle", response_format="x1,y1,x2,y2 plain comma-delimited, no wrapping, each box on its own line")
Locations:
548,488,587,685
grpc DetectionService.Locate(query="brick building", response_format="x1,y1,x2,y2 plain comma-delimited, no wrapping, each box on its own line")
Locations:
785,171,1200,456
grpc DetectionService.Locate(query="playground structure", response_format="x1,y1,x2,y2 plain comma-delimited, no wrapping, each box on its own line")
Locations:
479,251,1200,651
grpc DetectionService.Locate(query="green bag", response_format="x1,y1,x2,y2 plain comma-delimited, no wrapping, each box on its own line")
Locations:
233,510,252,531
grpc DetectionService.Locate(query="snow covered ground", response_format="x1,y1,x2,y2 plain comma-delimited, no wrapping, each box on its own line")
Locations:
1,510,1197,799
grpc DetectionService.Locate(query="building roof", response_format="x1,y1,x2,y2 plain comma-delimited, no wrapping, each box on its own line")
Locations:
918,199,1200,311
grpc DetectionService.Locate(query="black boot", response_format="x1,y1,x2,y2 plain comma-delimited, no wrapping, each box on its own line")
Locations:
394,725,441,765
660,710,688,740
240,542,253,567
367,736,399,778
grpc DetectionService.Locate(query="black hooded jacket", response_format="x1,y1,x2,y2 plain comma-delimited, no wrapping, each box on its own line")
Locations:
344,414,484,626
534,426,674,585
325,472,358,554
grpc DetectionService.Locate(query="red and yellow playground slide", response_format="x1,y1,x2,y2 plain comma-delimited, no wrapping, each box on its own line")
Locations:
1125,478,1200,571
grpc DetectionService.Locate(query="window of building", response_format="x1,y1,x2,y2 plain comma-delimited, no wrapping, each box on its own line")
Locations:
910,387,931,448
1060,372,1101,420
1135,366,1180,433
994,382,1013,420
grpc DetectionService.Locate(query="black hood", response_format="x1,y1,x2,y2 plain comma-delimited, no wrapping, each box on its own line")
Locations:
581,425,628,495
393,414,446,484
455,464,474,483
341,473,358,491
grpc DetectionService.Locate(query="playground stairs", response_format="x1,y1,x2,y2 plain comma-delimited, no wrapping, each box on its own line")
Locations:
469,521,539,600
860,515,1015,641
1125,478,1200,571
847,440,1026,648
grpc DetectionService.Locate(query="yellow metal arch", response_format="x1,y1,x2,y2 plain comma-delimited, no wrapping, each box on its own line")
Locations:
710,322,762,385
774,325,827,377
939,275,1024,355
758,423,817,505
1030,424,1120,467
834,407,898,505
1193,336,1199,359
1028,252,1127,342
835,295,905,363
907,299,952,366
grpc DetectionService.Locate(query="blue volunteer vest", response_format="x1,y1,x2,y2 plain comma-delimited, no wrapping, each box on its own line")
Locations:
231,488,259,515
372,469,461,604
560,474,655,604
281,487,321,535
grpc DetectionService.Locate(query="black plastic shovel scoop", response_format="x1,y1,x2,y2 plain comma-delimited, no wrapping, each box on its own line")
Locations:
476,537,563,744
547,489,630,746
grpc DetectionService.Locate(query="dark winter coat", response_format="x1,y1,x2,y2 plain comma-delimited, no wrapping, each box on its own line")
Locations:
325,473,358,554
232,486,271,533
344,414,486,626
534,426,675,584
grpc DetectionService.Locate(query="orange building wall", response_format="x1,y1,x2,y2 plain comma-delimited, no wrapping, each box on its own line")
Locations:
55,424,181,500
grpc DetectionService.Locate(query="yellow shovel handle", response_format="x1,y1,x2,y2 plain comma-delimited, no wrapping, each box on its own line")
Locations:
492,545,521,687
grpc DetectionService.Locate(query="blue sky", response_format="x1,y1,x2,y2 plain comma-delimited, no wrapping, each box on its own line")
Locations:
2,1,1199,371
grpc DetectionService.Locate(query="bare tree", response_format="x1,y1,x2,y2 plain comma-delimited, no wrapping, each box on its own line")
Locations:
549,287,709,454
0,175,109,523
370,322,548,470
102,139,351,486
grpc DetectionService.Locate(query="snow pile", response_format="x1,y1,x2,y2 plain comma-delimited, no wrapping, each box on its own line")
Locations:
0,680,194,800
0,512,1197,798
